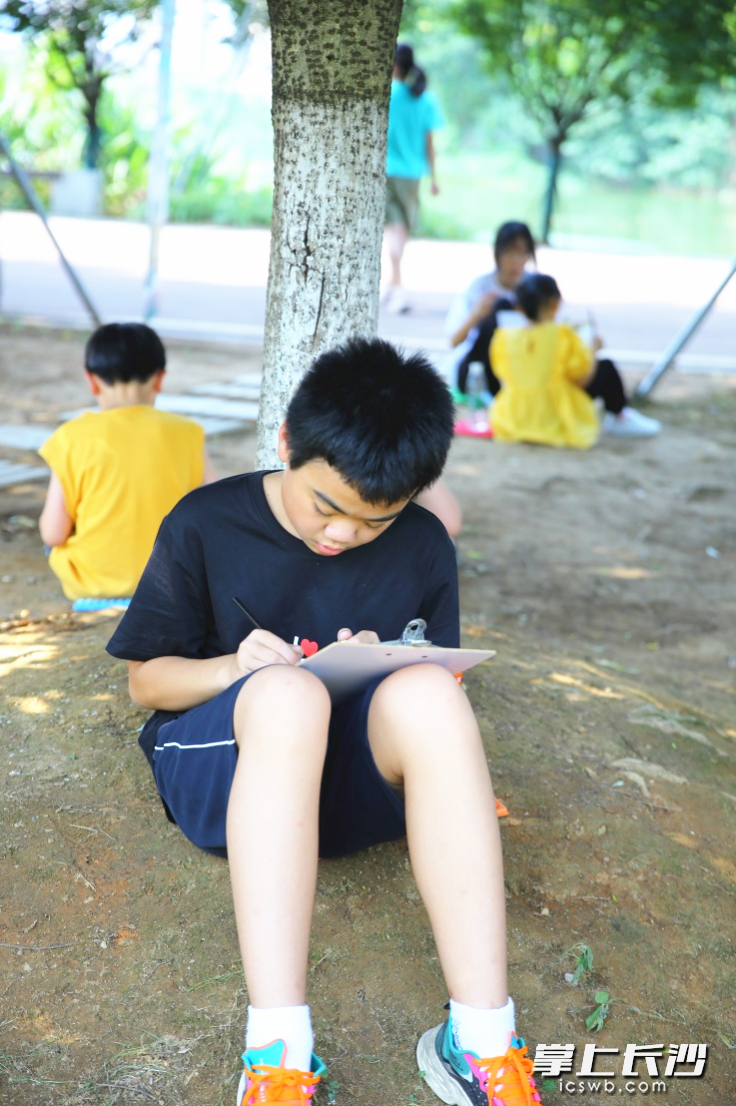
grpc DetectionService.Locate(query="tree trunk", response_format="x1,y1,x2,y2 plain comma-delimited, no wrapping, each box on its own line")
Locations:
257,0,403,469
540,136,563,244
82,81,103,170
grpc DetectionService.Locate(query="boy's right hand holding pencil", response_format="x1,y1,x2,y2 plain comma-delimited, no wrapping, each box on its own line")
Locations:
231,630,304,678
229,625,381,682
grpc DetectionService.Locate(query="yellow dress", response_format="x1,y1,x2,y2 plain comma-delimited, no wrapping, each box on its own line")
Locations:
39,405,204,599
490,322,599,449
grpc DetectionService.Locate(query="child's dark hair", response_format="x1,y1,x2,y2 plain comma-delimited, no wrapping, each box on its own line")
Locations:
84,323,166,384
493,221,536,264
515,273,561,322
395,42,427,97
285,338,454,504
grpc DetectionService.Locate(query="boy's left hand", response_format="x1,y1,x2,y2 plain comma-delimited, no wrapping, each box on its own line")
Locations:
336,628,380,644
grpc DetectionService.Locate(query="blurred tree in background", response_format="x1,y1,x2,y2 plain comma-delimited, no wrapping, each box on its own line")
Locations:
0,0,158,168
1,0,735,253
444,0,736,239
635,1,736,105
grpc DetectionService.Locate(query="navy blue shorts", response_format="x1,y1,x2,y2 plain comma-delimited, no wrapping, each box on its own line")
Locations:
151,674,406,859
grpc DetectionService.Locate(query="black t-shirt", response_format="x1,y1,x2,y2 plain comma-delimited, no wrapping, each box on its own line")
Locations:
107,471,459,763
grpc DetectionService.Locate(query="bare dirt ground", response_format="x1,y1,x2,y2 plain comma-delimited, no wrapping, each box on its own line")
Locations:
1,326,735,1106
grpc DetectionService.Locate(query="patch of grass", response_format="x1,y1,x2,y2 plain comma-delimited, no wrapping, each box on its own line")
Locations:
78,1033,203,1105
417,148,736,255
0,1041,72,1088
186,964,243,992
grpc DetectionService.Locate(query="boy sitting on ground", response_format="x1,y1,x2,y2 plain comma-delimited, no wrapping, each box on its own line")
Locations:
38,322,215,608
106,337,544,1106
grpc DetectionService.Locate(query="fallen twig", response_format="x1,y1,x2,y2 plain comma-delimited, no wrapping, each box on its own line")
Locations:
0,942,74,951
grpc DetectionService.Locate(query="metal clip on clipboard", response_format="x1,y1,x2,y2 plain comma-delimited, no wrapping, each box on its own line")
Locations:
382,619,432,647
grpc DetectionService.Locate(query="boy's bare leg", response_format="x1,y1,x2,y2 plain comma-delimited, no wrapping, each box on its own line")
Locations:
227,666,331,1006
367,664,508,1009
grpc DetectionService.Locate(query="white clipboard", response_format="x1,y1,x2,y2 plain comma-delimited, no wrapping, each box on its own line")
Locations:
299,640,495,703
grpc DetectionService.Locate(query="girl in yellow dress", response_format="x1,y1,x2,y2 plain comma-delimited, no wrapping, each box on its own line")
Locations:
490,274,660,447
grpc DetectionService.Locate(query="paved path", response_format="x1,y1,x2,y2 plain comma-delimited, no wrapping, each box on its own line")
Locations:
1,213,735,370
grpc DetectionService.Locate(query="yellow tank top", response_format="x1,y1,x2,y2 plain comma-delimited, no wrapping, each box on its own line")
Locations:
490,322,599,449
39,405,204,599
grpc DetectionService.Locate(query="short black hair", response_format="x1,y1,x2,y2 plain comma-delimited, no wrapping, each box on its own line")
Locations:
515,273,561,321
84,323,166,384
285,338,454,504
493,221,536,265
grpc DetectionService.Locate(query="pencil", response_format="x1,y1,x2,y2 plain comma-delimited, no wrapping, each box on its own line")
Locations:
232,596,263,631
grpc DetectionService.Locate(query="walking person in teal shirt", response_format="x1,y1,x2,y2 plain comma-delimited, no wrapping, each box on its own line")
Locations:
383,43,444,314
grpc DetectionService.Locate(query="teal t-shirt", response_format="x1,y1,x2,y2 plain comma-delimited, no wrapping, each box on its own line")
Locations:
386,80,444,180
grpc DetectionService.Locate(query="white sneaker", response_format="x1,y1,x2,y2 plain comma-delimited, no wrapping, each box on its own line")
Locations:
387,288,411,315
602,406,661,438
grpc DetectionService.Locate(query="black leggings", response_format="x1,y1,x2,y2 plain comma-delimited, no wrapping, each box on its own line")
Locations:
456,299,515,397
585,358,627,415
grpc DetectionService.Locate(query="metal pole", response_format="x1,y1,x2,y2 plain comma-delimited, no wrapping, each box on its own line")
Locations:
143,0,176,320
634,254,736,399
0,131,102,325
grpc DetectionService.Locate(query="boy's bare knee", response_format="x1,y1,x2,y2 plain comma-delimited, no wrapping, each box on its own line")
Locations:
236,665,331,713
370,664,468,744
368,665,478,782
375,662,460,711
233,665,331,746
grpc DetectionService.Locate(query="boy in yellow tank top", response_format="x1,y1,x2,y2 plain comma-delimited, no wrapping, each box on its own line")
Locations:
38,323,215,605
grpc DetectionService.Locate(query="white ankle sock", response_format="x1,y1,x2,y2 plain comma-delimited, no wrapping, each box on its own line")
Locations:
245,1004,313,1072
450,996,516,1059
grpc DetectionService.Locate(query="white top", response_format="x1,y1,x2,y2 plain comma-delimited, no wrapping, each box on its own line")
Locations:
445,269,512,386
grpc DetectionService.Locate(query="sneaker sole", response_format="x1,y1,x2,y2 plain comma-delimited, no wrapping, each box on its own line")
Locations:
603,427,660,438
417,1027,477,1106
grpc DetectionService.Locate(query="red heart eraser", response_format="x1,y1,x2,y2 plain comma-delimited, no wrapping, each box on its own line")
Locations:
300,639,319,657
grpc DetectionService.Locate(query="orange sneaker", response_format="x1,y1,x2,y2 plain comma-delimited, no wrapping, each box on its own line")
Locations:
236,1040,325,1105
417,1018,542,1105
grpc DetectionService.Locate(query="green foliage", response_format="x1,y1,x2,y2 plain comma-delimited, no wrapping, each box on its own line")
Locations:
447,0,736,130
728,7,736,42
0,45,83,208
219,0,270,43
325,1079,340,1104
3,2,735,253
2,0,158,167
627,1,736,108
0,47,83,169
97,89,150,216
563,83,736,190
442,0,736,234
416,149,545,241
585,990,611,1032
565,942,594,984
169,182,273,228
448,0,640,143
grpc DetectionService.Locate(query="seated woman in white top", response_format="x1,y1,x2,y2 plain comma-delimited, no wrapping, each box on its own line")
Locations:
445,221,535,397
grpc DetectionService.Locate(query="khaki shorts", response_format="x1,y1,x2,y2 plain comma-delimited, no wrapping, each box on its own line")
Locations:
385,176,420,232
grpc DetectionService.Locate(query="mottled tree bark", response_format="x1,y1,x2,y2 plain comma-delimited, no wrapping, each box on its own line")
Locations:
257,0,403,468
